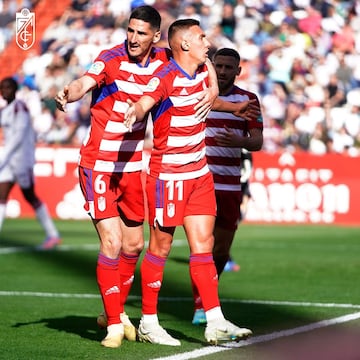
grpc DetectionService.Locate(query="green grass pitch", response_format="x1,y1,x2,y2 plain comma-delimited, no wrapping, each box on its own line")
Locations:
0,219,359,360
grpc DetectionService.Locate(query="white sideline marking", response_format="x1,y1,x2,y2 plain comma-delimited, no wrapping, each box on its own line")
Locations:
0,240,188,254
0,291,359,310
151,312,360,360
0,291,359,360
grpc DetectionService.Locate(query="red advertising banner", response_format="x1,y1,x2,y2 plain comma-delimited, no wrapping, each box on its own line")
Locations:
7,146,88,220
6,147,360,225
248,152,360,226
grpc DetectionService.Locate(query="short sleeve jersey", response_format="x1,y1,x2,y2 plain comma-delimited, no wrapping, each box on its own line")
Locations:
0,99,35,171
205,86,263,191
143,59,210,181
79,42,171,173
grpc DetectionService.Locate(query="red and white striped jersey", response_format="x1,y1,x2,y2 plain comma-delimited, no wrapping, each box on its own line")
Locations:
205,86,263,191
79,43,171,173
144,59,210,180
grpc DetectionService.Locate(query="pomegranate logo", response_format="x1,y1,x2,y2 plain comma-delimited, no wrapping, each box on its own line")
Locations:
16,8,35,50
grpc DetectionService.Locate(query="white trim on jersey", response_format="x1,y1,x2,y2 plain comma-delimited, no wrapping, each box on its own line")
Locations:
115,80,147,95
99,139,144,152
94,159,143,172
206,145,242,158
120,59,164,74
158,164,209,181
208,164,241,177
207,111,246,120
217,93,250,102
112,101,130,114
167,132,204,147
169,91,203,107
154,208,164,227
173,71,208,87
162,148,205,164
170,115,201,127
104,119,144,133
214,183,242,191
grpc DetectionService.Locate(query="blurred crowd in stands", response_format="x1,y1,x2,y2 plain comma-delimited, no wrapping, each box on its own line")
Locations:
1,0,360,155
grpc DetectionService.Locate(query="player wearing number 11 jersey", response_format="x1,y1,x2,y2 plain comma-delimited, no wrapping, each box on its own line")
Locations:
124,18,253,346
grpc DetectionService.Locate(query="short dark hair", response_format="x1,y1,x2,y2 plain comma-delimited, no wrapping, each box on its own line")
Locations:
0,77,18,91
168,18,200,43
129,5,161,30
213,48,240,63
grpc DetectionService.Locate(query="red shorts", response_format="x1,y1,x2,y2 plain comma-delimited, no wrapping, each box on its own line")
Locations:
215,190,242,231
78,166,144,222
146,172,216,227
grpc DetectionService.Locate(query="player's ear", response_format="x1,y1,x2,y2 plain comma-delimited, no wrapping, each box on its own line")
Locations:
153,30,161,44
181,40,189,51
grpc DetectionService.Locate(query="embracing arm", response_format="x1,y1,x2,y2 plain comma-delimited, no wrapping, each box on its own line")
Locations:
212,95,262,121
194,59,219,119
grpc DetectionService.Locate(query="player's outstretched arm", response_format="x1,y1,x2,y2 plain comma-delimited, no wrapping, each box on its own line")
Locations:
124,96,156,132
55,75,96,112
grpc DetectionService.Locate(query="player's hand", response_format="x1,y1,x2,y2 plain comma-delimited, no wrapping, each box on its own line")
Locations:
233,99,260,120
194,87,217,120
124,99,137,132
54,86,69,112
214,125,241,147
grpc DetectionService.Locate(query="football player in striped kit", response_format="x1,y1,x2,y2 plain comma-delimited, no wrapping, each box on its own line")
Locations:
54,6,219,348
192,47,263,326
125,20,255,346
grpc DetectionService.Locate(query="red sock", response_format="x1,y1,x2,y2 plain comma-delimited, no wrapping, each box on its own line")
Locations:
191,279,203,311
141,250,166,315
189,253,220,312
97,253,121,326
118,252,139,313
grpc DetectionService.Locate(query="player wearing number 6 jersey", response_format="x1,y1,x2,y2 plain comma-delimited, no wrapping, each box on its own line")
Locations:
124,19,253,346
54,6,218,348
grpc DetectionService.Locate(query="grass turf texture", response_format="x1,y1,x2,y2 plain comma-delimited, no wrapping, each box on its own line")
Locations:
0,219,359,360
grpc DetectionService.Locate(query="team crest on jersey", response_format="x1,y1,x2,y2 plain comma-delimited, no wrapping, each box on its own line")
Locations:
167,203,175,218
98,196,106,212
88,61,105,75
146,77,160,92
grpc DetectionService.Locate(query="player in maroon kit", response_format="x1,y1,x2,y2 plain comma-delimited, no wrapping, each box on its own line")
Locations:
54,6,219,348
191,47,263,326
125,19,253,346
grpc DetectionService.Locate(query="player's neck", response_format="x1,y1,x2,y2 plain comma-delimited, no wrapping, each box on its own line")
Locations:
173,56,199,78
219,85,233,96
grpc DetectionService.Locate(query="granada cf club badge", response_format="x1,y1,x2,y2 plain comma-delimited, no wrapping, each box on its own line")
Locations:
16,8,35,50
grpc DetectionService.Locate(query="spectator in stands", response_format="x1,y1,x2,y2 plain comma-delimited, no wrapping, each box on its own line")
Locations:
1,0,359,154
